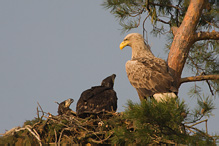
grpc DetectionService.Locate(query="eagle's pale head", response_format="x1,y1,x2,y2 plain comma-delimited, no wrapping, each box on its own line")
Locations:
120,33,144,50
65,98,74,108
120,33,153,59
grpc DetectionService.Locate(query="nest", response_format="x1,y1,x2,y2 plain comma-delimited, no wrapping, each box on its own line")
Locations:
1,103,123,145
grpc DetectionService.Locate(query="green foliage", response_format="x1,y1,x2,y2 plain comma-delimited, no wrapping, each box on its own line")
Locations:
110,98,217,145
186,40,219,95
103,0,218,33
23,117,42,126
103,0,185,34
0,98,217,145
185,95,215,125
119,100,186,144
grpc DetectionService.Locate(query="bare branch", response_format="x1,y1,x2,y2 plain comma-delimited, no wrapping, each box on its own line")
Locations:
195,31,219,41
190,119,208,127
54,129,57,145
25,125,42,146
0,127,23,136
88,132,114,144
185,125,213,139
180,74,219,85
58,128,65,146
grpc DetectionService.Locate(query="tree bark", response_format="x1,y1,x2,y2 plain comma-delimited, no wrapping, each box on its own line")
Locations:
167,0,206,89
180,74,219,85
194,31,219,41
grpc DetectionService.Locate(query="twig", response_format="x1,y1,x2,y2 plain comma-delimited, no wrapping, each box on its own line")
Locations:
58,129,65,146
37,102,44,119
202,72,214,96
1,127,24,136
37,107,40,119
41,119,49,132
186,126,196,134
25,125,42,146
185,125,213,139
54,101,60,105
54,129,57,146
205,119,208,135
156,18,170,24
88,132,114,144
64,135,75,144
184,114,204,124
143,13,150,43
190,119,208,127
187,56,202,75
149,2,181,10
130,8,145,17
37,102,43,112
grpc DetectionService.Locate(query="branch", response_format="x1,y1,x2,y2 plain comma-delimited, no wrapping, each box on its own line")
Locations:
195,31,219,41
185,125,213,139
190,119,207,127
149,2,181,10
25,125,42,146
2,125,42,146
180,74,219,85
157,18,170,24
168,0,207,88
171,26,178,36
88,132,114,144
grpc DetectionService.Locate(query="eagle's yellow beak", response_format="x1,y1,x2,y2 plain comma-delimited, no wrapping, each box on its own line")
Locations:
120,40,130,50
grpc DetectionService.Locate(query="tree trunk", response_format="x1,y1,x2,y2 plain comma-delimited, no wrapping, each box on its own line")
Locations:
167,0,206,89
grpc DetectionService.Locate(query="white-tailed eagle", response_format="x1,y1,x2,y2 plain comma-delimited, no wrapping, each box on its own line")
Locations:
120,33,177,101
76,74,117,118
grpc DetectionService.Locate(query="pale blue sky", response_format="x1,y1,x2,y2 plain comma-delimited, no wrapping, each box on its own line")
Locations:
0,1,218,135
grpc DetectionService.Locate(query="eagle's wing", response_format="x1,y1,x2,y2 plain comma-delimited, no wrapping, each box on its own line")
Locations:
76,87,117,117
80,86,109,101
126,57,174,99
86,89,117,112
58,102,66,115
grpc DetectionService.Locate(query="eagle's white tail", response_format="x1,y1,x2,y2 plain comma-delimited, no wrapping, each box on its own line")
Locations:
153,93,177,102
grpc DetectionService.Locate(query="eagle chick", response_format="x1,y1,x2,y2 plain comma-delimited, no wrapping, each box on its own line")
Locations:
76,74,117,118
58,98,75,116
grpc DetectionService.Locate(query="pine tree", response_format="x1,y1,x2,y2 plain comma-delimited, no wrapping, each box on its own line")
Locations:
102,0,219,94
103,0,219,144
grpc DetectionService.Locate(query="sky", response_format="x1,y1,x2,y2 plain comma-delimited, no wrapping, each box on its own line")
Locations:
0,1,218,135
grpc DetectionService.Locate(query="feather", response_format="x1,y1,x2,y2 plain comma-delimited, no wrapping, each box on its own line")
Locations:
120,33,177,101
76,74,117,117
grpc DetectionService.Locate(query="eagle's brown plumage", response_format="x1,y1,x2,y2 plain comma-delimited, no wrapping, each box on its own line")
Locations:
58,98,76,116
120,33,177,101
76,74,117,118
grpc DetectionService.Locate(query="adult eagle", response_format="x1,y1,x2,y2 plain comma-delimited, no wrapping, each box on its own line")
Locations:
120,33,177,101
76,74,117,118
